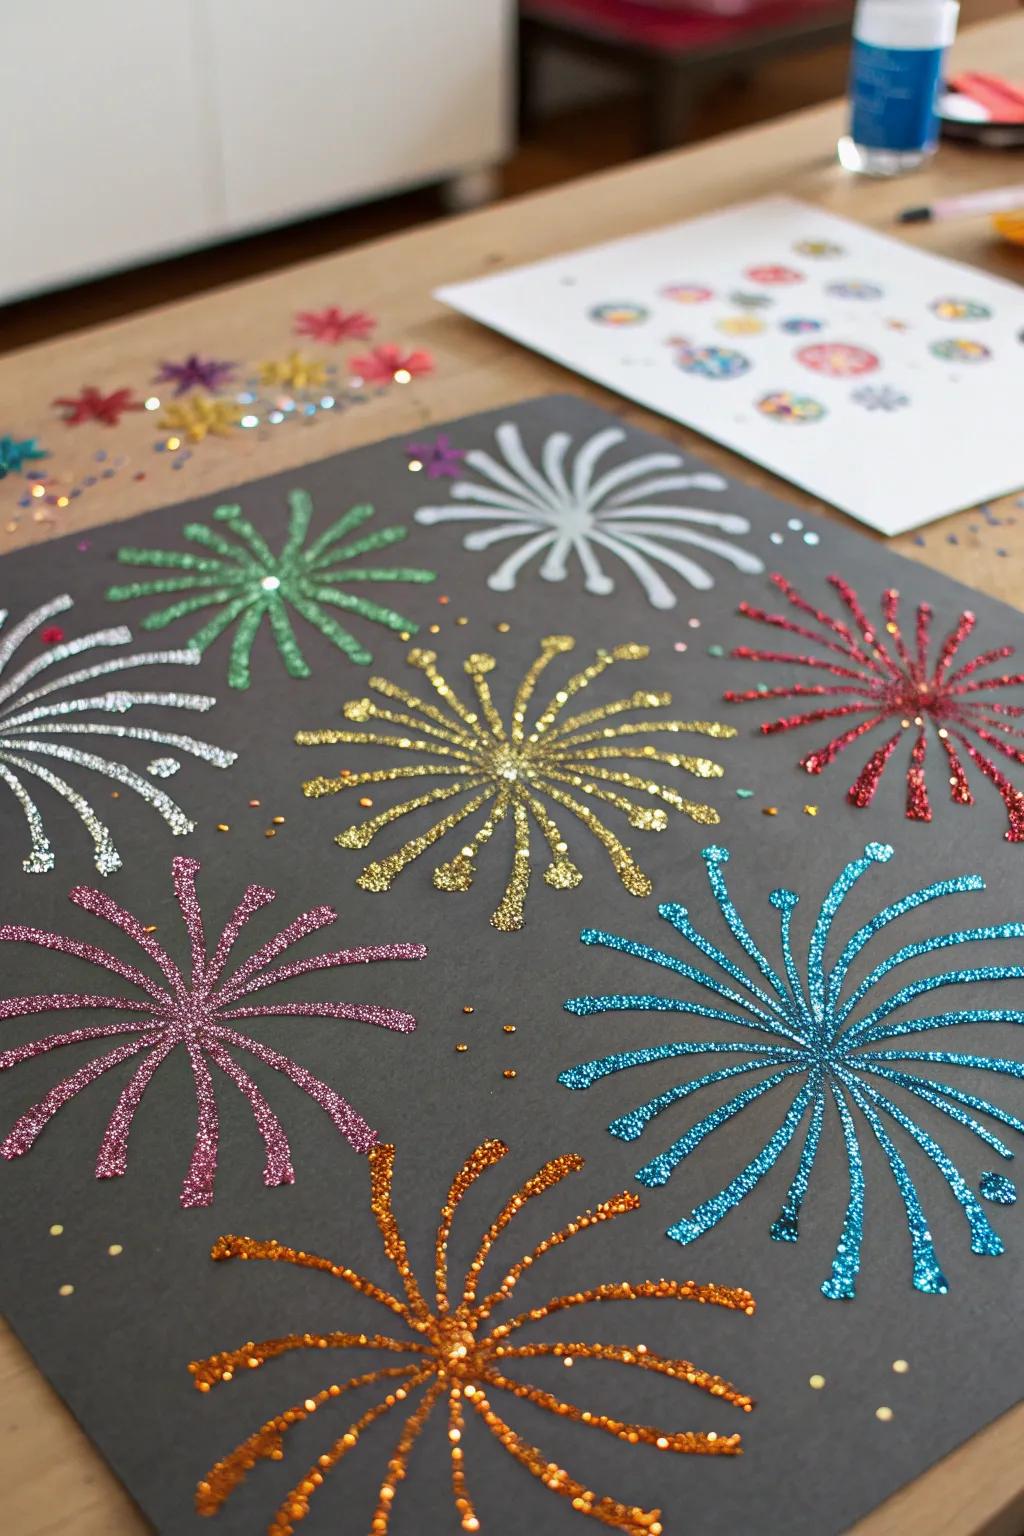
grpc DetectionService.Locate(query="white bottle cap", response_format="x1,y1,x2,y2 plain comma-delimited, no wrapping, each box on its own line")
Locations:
854,0,959,51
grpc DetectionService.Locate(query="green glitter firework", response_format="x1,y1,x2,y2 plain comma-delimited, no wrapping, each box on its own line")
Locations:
106,492,437,689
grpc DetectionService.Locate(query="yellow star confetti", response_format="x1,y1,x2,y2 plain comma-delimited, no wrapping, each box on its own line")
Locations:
159,398,243,443
192,1138,755,1535
258,351,328,391
296,635,736,931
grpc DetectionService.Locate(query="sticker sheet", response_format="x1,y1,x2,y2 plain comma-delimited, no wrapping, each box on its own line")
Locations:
437,198,1024,536
2,395,1024,1536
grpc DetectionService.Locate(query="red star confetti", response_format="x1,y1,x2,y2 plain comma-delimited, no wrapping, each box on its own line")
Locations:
351,345,434,387
40,626,65,646
294,306,376,344
53,387,145,427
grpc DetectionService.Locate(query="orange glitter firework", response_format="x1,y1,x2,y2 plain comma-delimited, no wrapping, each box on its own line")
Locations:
191,1139,756,1535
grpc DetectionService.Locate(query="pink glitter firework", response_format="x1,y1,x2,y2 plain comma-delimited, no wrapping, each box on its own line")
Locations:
724,572,1024,840
0,856,426,1206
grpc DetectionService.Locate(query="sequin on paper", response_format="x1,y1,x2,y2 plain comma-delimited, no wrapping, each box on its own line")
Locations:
413,421,763,607
297,636,736,932
0,856,425,1206
561,841,1024,1297
0,593,235,874
192,1138,755,1534
106,492,437,689
724,572,1024,839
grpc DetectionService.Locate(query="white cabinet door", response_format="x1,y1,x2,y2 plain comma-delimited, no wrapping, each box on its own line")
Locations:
205,0,511,233
1,0,220,302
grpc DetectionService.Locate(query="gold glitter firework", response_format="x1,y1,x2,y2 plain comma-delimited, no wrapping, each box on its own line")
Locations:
296,636,735,931
192,1139,755,1535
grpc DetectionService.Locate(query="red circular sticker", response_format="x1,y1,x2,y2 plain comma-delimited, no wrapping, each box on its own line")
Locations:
795,342,880,378
745,264,804,285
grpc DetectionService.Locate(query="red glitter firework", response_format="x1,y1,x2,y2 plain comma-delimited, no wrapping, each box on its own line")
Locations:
0,857,426,1206
724,572,1024,840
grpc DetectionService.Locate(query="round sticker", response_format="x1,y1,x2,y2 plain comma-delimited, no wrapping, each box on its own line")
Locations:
746,264,804,285
672,344,751,380
930,297,992,321
661,284,713,304
930,337,991,363
796,342,880,378
826,280,884,301
780,317,825,334
729,290,773,310
588,302,648,326
794,239,844,258
716,314,766,336
757,391,827,423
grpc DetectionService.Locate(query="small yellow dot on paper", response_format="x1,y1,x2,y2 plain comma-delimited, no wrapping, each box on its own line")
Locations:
49,1223,64,1237
809,1374,825,1390
58,1284,74,1297
892,1359,909,1374
108,1243,123,1257
876,1406,893,1422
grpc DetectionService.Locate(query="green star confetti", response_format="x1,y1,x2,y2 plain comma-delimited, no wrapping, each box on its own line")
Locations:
106,491,437,689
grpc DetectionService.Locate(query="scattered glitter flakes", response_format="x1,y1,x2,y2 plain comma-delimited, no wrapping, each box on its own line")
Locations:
561,840,1024,1297
761,806,779,816
980,1171,1017,1205
147,757,181,779
0,855,426,1205
875,1406,894,1423
58,1283,74,1297
455,1042,469,1053
502,1068,518,1079
108,492,436,689
191,1139,755,1530
216,823,230,833
462,1004,474,1014
803,804,819,816
503,1024,517,1034
0,593,235,875
707,644,725,658
53,387,144,426
496,621,510,633
735,788,754,798
892,1359,910,1374
297,635,736,932
49,1223,63,1236
674,641,688,653
108,1243,123,1257
809,1374,826,1390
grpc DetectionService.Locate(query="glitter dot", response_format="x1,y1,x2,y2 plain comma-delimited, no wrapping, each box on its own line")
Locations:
144,396,160,411
31,484,46,499
892,1359,909,1374
503,1024,516,1034
462,1005,474,1014
787,517,803,531
108,1243,123,1257
809,1374,825,1389
674,641,688,653
359,796,374,807
407,459,423,473
735,787,754,798
248,798,261,808
456,617,469,626
216,823,230,833
455,1043,469,1053
707,644,725,658
438,595,450,605
265,829,276,838
166,436,182,451
58,1284,74,1297
503,1068,518,1079
272,815,286,825
261,575,281,592
875,1406,893,1422
762,806,779,816
143,924,158,934
769,531,784,545
429,624,441,634
49,1223,64,1236
393,368,412,384
687,617,701,629
803,531,820,546
496,622,510,633
803,804,819,816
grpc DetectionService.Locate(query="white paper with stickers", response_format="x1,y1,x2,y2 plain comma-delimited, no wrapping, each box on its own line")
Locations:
437,196,1024,536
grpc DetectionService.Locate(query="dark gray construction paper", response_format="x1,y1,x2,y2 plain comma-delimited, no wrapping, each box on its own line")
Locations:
1,394,1022,1536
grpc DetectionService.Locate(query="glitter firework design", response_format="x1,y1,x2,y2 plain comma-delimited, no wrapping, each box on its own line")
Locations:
561,841,1024,1298
0,594,235,875
414,422,764,609
724,572,1024,840
0,857,425,1206
296,636,736,931
106,492,437,689
193,1138,755,1535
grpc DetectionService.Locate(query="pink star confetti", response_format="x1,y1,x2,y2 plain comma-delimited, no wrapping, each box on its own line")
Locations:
294,306,377,344
153,355,238,395
351,344,434,387
404,434,466,478
0,857,426,1206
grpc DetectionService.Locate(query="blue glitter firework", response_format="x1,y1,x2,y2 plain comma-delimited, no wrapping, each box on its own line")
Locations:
560,842,1024,1299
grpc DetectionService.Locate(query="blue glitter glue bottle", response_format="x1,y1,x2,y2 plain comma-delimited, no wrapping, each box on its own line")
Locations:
839,0,960,177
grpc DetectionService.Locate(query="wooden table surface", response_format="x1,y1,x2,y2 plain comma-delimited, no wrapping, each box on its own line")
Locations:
2,13,1024,1535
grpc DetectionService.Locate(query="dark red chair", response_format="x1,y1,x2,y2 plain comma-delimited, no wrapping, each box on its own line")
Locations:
520,0,855,150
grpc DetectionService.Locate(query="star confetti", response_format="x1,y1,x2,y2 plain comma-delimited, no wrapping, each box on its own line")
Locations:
724,572,1024,839
297,635,735,931
0,435,47,478
107,491,436,689
350,344,434,386
154,355,238,396
562,841,1024,1297
53,387,144,427
192,1138,755,1534
0,593,235,874
258,352,328,391
294,306,377,344
0,856,426,1206
405,434,467,479
158,398,244,443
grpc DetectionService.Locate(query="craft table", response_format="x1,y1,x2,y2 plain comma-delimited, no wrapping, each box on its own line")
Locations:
2,11,1023,1534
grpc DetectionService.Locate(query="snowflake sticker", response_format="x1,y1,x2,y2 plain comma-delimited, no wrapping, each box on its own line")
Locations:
826,281,884,301
851,384,910,412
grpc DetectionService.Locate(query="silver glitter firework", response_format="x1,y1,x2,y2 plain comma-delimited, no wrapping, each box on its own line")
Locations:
0,594,236,874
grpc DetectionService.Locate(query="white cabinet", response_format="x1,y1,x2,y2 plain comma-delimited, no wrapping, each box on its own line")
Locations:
1,0,512,303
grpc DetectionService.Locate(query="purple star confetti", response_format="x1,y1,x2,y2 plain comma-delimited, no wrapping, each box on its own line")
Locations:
154,355,238,396
405,433,467,478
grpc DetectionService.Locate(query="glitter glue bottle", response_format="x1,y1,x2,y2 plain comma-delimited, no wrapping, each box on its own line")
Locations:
838,0,960,176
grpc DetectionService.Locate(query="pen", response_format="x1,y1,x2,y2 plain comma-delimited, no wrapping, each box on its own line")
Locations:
898,184,1024,222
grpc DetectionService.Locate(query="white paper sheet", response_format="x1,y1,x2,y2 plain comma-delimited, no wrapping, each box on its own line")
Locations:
437,196,1024,536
